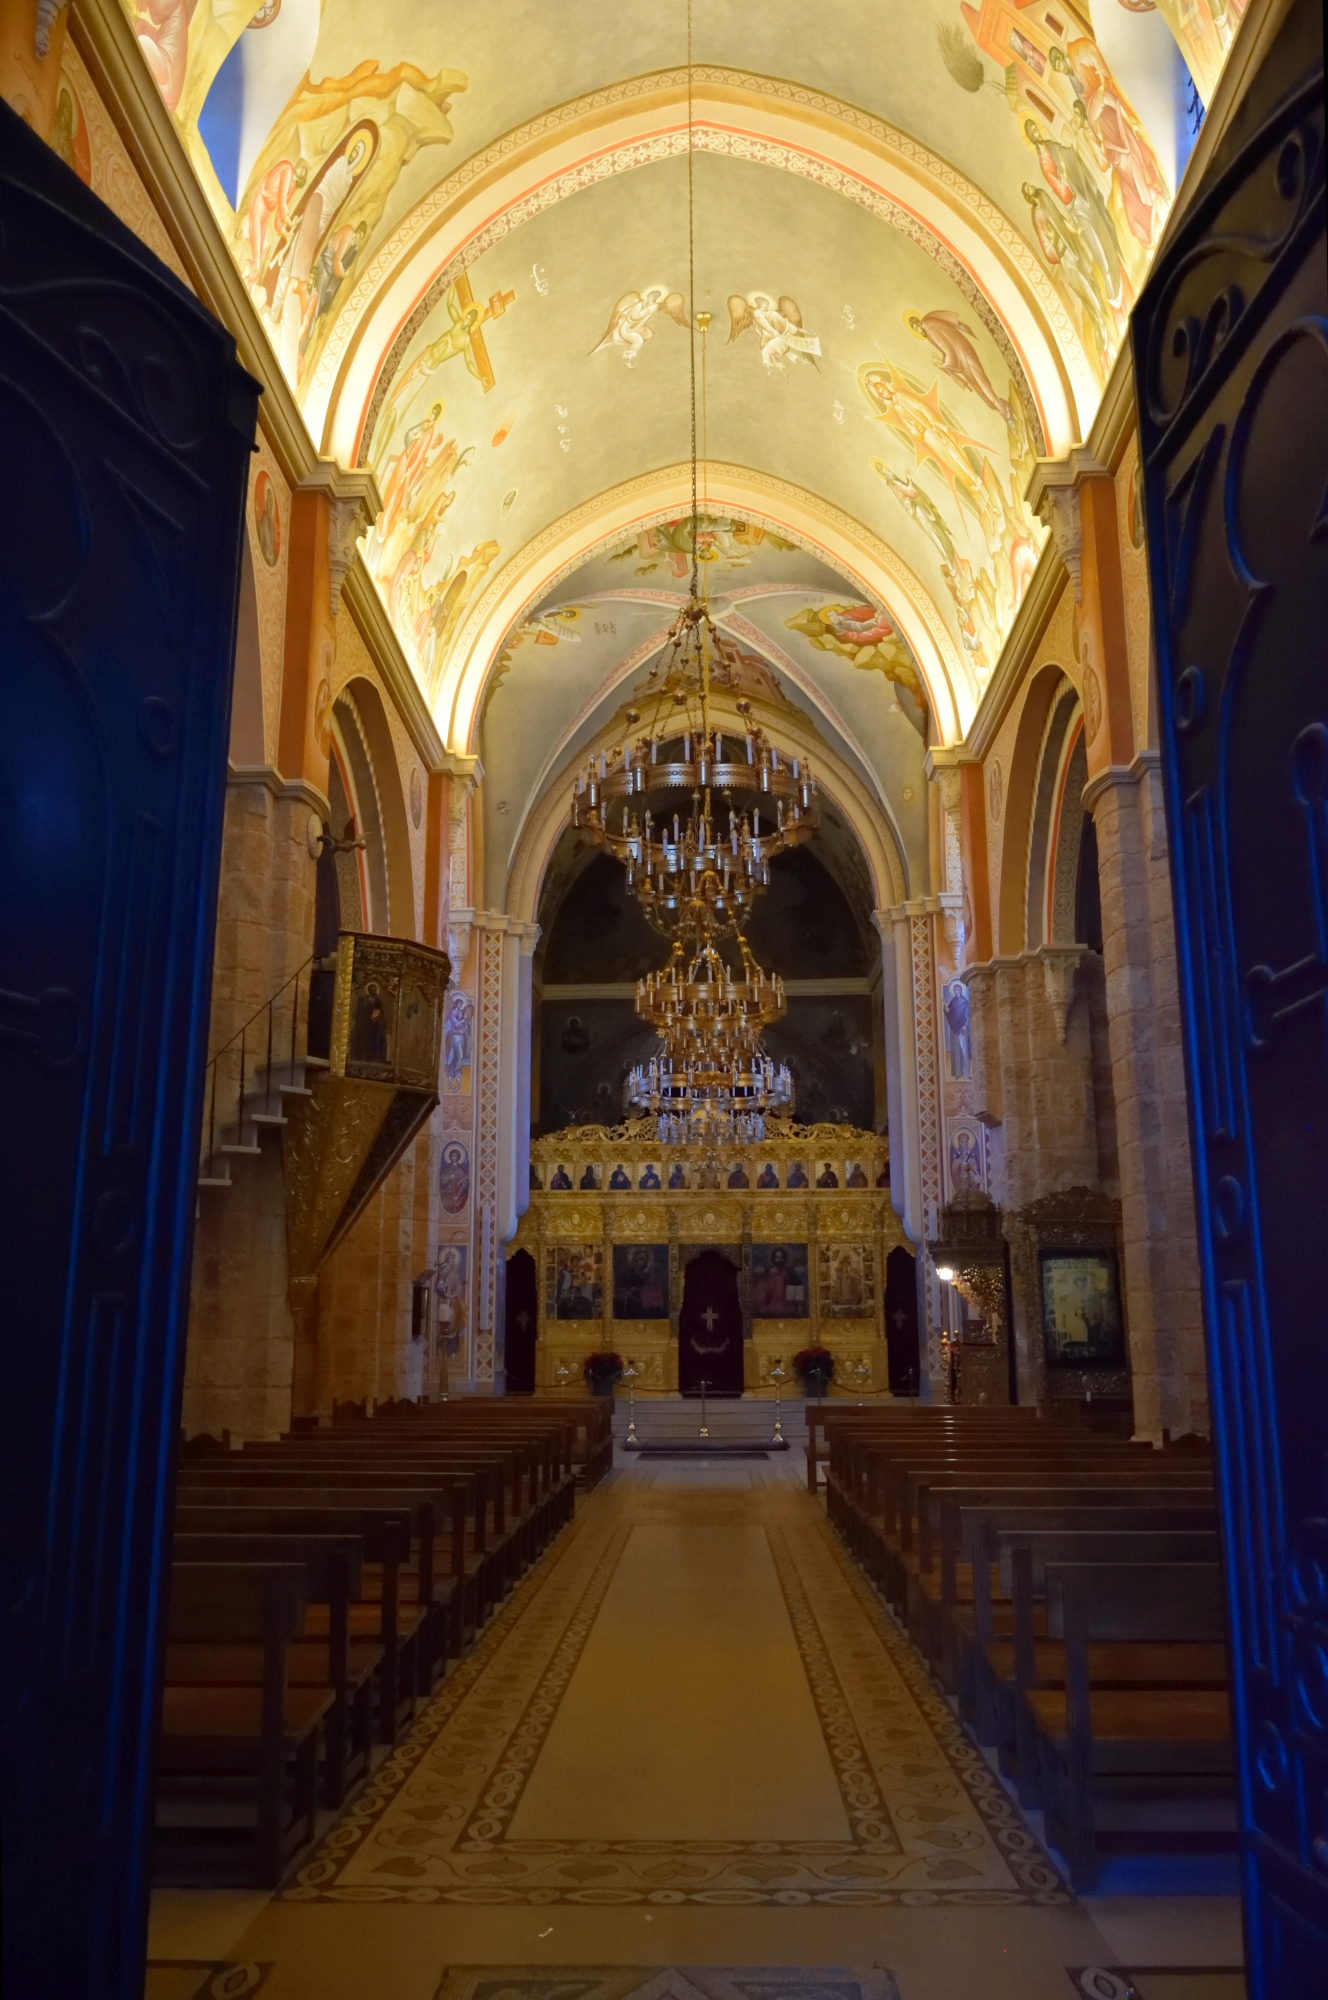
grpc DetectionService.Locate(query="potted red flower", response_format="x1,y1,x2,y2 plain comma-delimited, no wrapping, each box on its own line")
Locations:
792,1345,835,1398
583,1350,624,1398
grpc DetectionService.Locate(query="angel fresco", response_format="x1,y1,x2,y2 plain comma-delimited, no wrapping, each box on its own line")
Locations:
1022,184,1113,373
904,310,1014,432
591,288,689,368
414,541,501,695
1152,0,1245,104
873,463,957,569
859,357,1039,658
234,58,467,387
784,602,926,707
1022,118,1129,315
858,361,990,517
727,293,821,373
129,0,191,112
608,513,796,579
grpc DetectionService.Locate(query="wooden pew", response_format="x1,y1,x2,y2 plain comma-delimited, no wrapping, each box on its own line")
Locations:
963,1521,1221,1749
945,1501,1217,1739
178,1465,494,1658
1024,1561,1232,1887
156,1563,333,1886
171,1532,378,1806
173,1503,418,1741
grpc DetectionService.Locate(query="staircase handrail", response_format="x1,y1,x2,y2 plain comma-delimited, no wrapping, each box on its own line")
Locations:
201,954,315,1178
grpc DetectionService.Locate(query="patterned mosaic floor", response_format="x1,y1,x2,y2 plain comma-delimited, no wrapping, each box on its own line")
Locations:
283,1461,1065,1908
147,1458,1245,1999
429,1971,901,2000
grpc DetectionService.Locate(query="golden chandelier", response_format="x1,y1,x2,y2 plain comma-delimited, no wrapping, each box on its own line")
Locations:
569,597,817,941
570,5,807,1143
626,936,793,1144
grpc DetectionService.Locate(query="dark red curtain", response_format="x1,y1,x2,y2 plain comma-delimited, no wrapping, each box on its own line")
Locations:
678,1250,744,1396
504,1249,538,1392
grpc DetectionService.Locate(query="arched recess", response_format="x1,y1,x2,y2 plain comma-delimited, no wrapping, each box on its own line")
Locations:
227,534,265,766
1025,688,1084,950
331,697,390,933
441,465,970,751
996,664,1075,956
341,675,418,941
1045,726,1089,947
327,737,366,933
506,693,909,933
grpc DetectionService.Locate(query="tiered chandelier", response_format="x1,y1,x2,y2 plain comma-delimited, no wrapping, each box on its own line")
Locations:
566,12,812,1145
625,933,793,1145
569,601,817,941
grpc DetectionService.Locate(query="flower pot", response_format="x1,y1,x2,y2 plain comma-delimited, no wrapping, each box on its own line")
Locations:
586,1374,619,1399
798,1369,833,1399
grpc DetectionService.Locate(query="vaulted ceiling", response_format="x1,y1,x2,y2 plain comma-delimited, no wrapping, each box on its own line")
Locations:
128,0,1223,897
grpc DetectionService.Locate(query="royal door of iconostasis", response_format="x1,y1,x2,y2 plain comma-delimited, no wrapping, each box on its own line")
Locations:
0,104,256,2000
678,1250,745,1397
1134,1,1327,1985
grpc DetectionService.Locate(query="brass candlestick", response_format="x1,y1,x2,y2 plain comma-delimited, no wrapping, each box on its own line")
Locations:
699,1376,709,1439
622,1359,641,1449
767,1357,789,1449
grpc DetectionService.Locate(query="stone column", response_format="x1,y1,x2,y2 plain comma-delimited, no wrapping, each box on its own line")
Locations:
873,910,911,1233
1030,448,1205,1439
1087,759,1205,1438
875,898,949,1398
501,923,540,1237
423,767,451,952
470,916,505,1394
280,466,378,1417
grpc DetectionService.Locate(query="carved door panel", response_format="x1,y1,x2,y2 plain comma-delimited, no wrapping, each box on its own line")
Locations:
0,106,257,1998
1132,10,1327,1988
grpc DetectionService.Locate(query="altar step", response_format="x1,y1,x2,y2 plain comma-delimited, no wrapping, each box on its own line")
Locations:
612,1396,809,1447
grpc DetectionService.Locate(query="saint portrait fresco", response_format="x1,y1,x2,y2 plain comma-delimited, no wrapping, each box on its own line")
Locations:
438,1142,470,1216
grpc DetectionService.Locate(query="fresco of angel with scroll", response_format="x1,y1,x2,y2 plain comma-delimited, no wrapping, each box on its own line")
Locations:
727,293,821,373
591,288,690,367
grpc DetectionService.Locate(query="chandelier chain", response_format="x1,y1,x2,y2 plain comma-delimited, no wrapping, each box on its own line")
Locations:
687,0,698,605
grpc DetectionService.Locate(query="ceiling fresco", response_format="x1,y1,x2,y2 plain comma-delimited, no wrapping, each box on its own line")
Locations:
478,507,931,910
123,0,1228,892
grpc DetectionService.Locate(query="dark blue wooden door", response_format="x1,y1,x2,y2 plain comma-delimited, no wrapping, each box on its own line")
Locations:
0,103,257,1997
1132,6,1326,1989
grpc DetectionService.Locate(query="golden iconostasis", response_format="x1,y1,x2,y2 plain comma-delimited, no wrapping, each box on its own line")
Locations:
514,1121,904,1394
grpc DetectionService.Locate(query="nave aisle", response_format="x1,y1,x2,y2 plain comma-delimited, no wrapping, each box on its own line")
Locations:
148,1456,1243,2000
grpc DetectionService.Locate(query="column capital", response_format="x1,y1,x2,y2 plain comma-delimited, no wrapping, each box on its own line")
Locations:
1082,750,1162,814
297,460,382,617
1037,944,1085,1044
1025,448,1110,605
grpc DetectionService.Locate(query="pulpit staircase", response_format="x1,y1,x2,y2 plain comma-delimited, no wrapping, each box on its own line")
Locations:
196,957,321,1199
